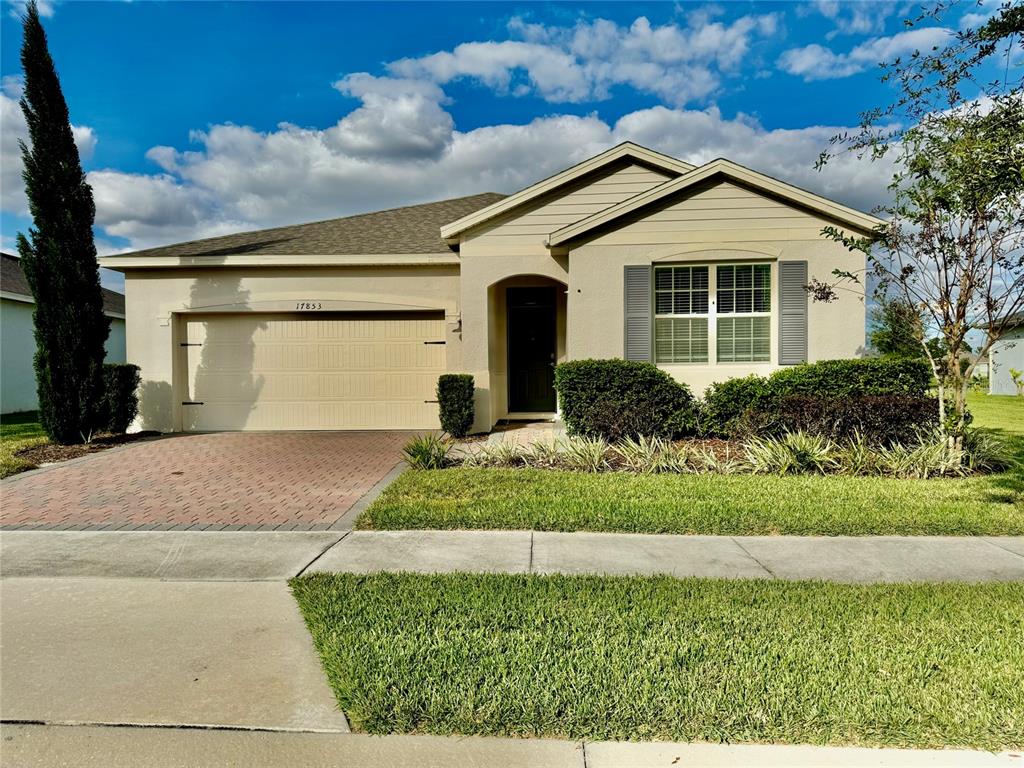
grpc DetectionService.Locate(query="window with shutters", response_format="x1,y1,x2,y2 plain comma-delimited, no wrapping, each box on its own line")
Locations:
653,265,709,363
716,264,771,363
652,263,773,365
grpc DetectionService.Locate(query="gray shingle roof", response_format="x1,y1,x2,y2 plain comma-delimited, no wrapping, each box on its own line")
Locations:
1,252,125,316
113,193,506,261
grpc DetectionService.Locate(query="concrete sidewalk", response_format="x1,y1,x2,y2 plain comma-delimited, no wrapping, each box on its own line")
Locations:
2,724,1019,767
0,578,349,733
5,530,1023,583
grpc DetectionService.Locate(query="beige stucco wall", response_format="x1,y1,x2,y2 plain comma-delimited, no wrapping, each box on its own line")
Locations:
456,161,669,431
565,178,867,395
122,265,459,431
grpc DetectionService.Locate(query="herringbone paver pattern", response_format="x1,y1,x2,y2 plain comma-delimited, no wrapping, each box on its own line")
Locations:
0,432,411,531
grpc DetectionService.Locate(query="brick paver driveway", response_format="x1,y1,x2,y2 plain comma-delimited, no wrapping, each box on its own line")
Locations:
0,432,412,531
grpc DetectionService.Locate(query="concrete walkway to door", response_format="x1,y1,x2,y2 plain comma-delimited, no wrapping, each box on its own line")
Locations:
0,431,412,531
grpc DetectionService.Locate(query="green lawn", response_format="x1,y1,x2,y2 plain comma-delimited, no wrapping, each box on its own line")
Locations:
359,393,1023,535
291,573,1024,749
0,411,46,479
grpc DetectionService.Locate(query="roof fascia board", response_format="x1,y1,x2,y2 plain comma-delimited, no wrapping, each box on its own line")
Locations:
2,289,123,318
547,159,885,247
1,290,34,304
439,142,696,241
98,253,461,271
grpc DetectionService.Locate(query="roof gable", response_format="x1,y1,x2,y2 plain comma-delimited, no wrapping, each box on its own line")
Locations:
439,142,695,242
546,158,885,248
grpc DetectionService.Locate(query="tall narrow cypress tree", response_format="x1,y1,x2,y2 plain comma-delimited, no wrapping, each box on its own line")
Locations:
16,0,109,444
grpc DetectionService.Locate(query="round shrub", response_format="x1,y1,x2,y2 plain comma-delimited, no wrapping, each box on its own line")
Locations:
701,375,770,437
554,359,697,441
437,374,474,438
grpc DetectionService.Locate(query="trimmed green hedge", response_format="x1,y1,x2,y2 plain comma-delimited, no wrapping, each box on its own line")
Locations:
701,375,772,436
768,358,932,399
738,394,941,444
101,363,141,434
437,374,475,437
702,358,934,437
554,359,697,440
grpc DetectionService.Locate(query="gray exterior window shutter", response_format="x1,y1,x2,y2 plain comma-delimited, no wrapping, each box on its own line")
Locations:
623,265,652,362
779,260,808,365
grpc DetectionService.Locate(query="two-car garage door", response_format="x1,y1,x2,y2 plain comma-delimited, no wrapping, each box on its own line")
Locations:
181,312,445,431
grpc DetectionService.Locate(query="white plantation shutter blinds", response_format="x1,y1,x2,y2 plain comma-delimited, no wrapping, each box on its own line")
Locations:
779,260,808,365
623,265,652,361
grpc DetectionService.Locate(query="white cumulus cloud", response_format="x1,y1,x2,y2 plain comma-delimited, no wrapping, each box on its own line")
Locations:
0,91,98,216
778,27,953,80
389,13,781,107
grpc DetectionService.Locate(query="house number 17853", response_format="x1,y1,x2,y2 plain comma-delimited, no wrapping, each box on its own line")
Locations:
295,302,322,310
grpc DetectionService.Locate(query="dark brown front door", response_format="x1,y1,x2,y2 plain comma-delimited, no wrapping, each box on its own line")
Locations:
507,287,557,412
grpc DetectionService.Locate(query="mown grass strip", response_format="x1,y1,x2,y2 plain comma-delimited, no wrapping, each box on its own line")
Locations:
291,573,1024,749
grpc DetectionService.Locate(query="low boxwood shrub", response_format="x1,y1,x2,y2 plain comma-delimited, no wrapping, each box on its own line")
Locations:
101,363,141,434
744,394,940,445
701,375,771,436
554,359,697,441
437,374,474,438
766,358,932,399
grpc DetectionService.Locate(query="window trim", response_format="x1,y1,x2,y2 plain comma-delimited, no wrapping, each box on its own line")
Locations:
652,261,775,366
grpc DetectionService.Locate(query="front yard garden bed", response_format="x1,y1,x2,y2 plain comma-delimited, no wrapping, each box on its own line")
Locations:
362,393,1022,536
291,572,1024,749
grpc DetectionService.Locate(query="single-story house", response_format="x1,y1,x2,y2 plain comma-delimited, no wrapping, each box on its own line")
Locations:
99,142,881,434
1,252,127,414
989,312,1023,396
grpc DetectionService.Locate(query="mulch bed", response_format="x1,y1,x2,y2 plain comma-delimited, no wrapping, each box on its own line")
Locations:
15,431,162,466
676,437,741,460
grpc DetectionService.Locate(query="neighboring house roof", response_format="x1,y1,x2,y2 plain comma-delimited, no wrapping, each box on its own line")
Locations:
1,252,125,317
547,158,886,248
992,310,1024,330
439,142,696,241
116,193,506,263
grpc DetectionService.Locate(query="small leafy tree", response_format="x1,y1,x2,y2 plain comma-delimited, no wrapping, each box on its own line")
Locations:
16,1,109,444
814,2,1023,450
869,298,925,358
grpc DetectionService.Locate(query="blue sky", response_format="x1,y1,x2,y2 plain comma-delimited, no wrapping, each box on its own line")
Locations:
0,1,1002,289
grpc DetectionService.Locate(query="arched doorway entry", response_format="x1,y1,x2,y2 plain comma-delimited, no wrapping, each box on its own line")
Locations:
487,275,567,420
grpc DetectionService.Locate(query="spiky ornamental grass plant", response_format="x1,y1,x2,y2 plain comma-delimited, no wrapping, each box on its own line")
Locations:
16,1,109,444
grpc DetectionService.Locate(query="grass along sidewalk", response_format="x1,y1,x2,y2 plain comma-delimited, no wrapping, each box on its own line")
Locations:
291,573,1024,749
0,412,47,479
358,393,1023,536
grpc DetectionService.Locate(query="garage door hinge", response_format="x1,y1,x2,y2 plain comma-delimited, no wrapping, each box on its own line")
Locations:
181,401,204,406
179,342,202,347
423,340,446,345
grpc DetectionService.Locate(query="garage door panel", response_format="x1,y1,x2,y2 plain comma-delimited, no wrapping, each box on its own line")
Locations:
183,312,445,431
